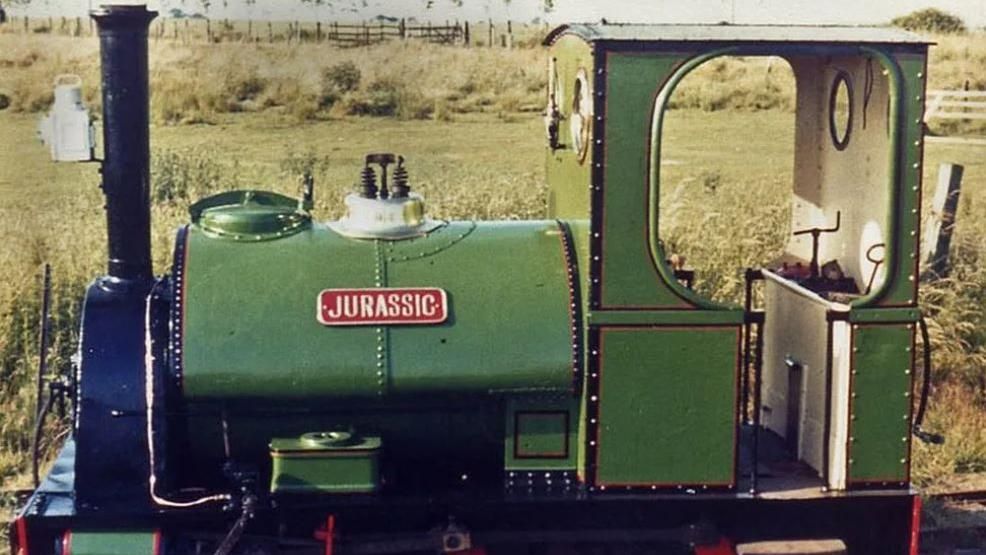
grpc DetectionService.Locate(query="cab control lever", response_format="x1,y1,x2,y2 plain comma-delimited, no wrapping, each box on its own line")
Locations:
793,211,841,279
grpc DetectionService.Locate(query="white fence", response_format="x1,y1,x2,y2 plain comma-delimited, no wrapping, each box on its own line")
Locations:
924,89,986,146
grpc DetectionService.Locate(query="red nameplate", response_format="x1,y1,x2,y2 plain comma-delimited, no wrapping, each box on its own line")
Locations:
317,288,448,326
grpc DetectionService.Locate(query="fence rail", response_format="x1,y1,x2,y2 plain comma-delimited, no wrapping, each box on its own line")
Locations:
926,89,986,121
924,88,986,147
0,15,536,48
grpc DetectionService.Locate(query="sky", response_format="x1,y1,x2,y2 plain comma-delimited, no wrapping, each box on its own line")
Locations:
6,0,986,27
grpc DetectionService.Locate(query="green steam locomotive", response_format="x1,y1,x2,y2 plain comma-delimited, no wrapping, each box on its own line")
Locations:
10,4,934,554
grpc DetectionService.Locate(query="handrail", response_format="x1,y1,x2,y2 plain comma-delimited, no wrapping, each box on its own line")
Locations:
854,46,904,307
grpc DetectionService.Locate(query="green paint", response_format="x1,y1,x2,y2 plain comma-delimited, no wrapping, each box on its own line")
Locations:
505,396,578,471
601,52,692,308
596,327,738,486
182,220,574,399
849,307,920,324
190,189,311,241
270,435,381,494
848,324,913,483
66,530,158,554
516,414,566,456
588,309,744,326
878,53,926,308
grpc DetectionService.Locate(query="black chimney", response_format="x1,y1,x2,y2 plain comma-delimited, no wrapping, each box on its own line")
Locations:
91,4,157,284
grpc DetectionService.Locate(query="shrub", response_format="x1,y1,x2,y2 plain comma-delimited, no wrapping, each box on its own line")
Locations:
151,149,227,204
290,94,321,121
319,61,361,108
231,73,266,102
279,149,331,181
891,8,966,34
346,78,403,117
325,61,361,93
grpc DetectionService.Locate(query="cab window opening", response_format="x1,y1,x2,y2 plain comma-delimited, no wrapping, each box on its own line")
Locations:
656,53,894,307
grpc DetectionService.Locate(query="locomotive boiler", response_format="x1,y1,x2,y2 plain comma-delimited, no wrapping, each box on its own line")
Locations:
10,4,936,554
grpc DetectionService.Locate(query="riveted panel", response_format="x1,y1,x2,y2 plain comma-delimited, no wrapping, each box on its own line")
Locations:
847,323,914,484
505,396,579,472
875,52,925,308
182,221,575,399
594,326,739,489
599,52,693,309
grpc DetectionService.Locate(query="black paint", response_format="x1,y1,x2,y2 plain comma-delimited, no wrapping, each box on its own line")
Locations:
92,4,157,284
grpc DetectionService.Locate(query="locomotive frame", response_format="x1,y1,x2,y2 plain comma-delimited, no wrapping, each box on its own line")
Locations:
9,5,933,555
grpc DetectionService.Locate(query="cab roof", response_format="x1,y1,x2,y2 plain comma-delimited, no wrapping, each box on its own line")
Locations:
544,23,931,47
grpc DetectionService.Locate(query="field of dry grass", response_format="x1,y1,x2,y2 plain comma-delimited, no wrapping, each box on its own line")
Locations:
2,27,984,127
1,24,986,549
0,31,548,124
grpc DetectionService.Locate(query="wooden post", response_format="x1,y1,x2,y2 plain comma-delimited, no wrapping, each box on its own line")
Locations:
24,16,29,34
964,80,971,117
507,20,513,48
463,21,470,46
295,20,300,42
922,163,964,279
399,18,406,39
316,22,322,42
487,19,493,47
206,19,212,42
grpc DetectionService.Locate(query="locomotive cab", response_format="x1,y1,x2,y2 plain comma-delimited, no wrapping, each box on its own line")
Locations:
544,23,927,496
